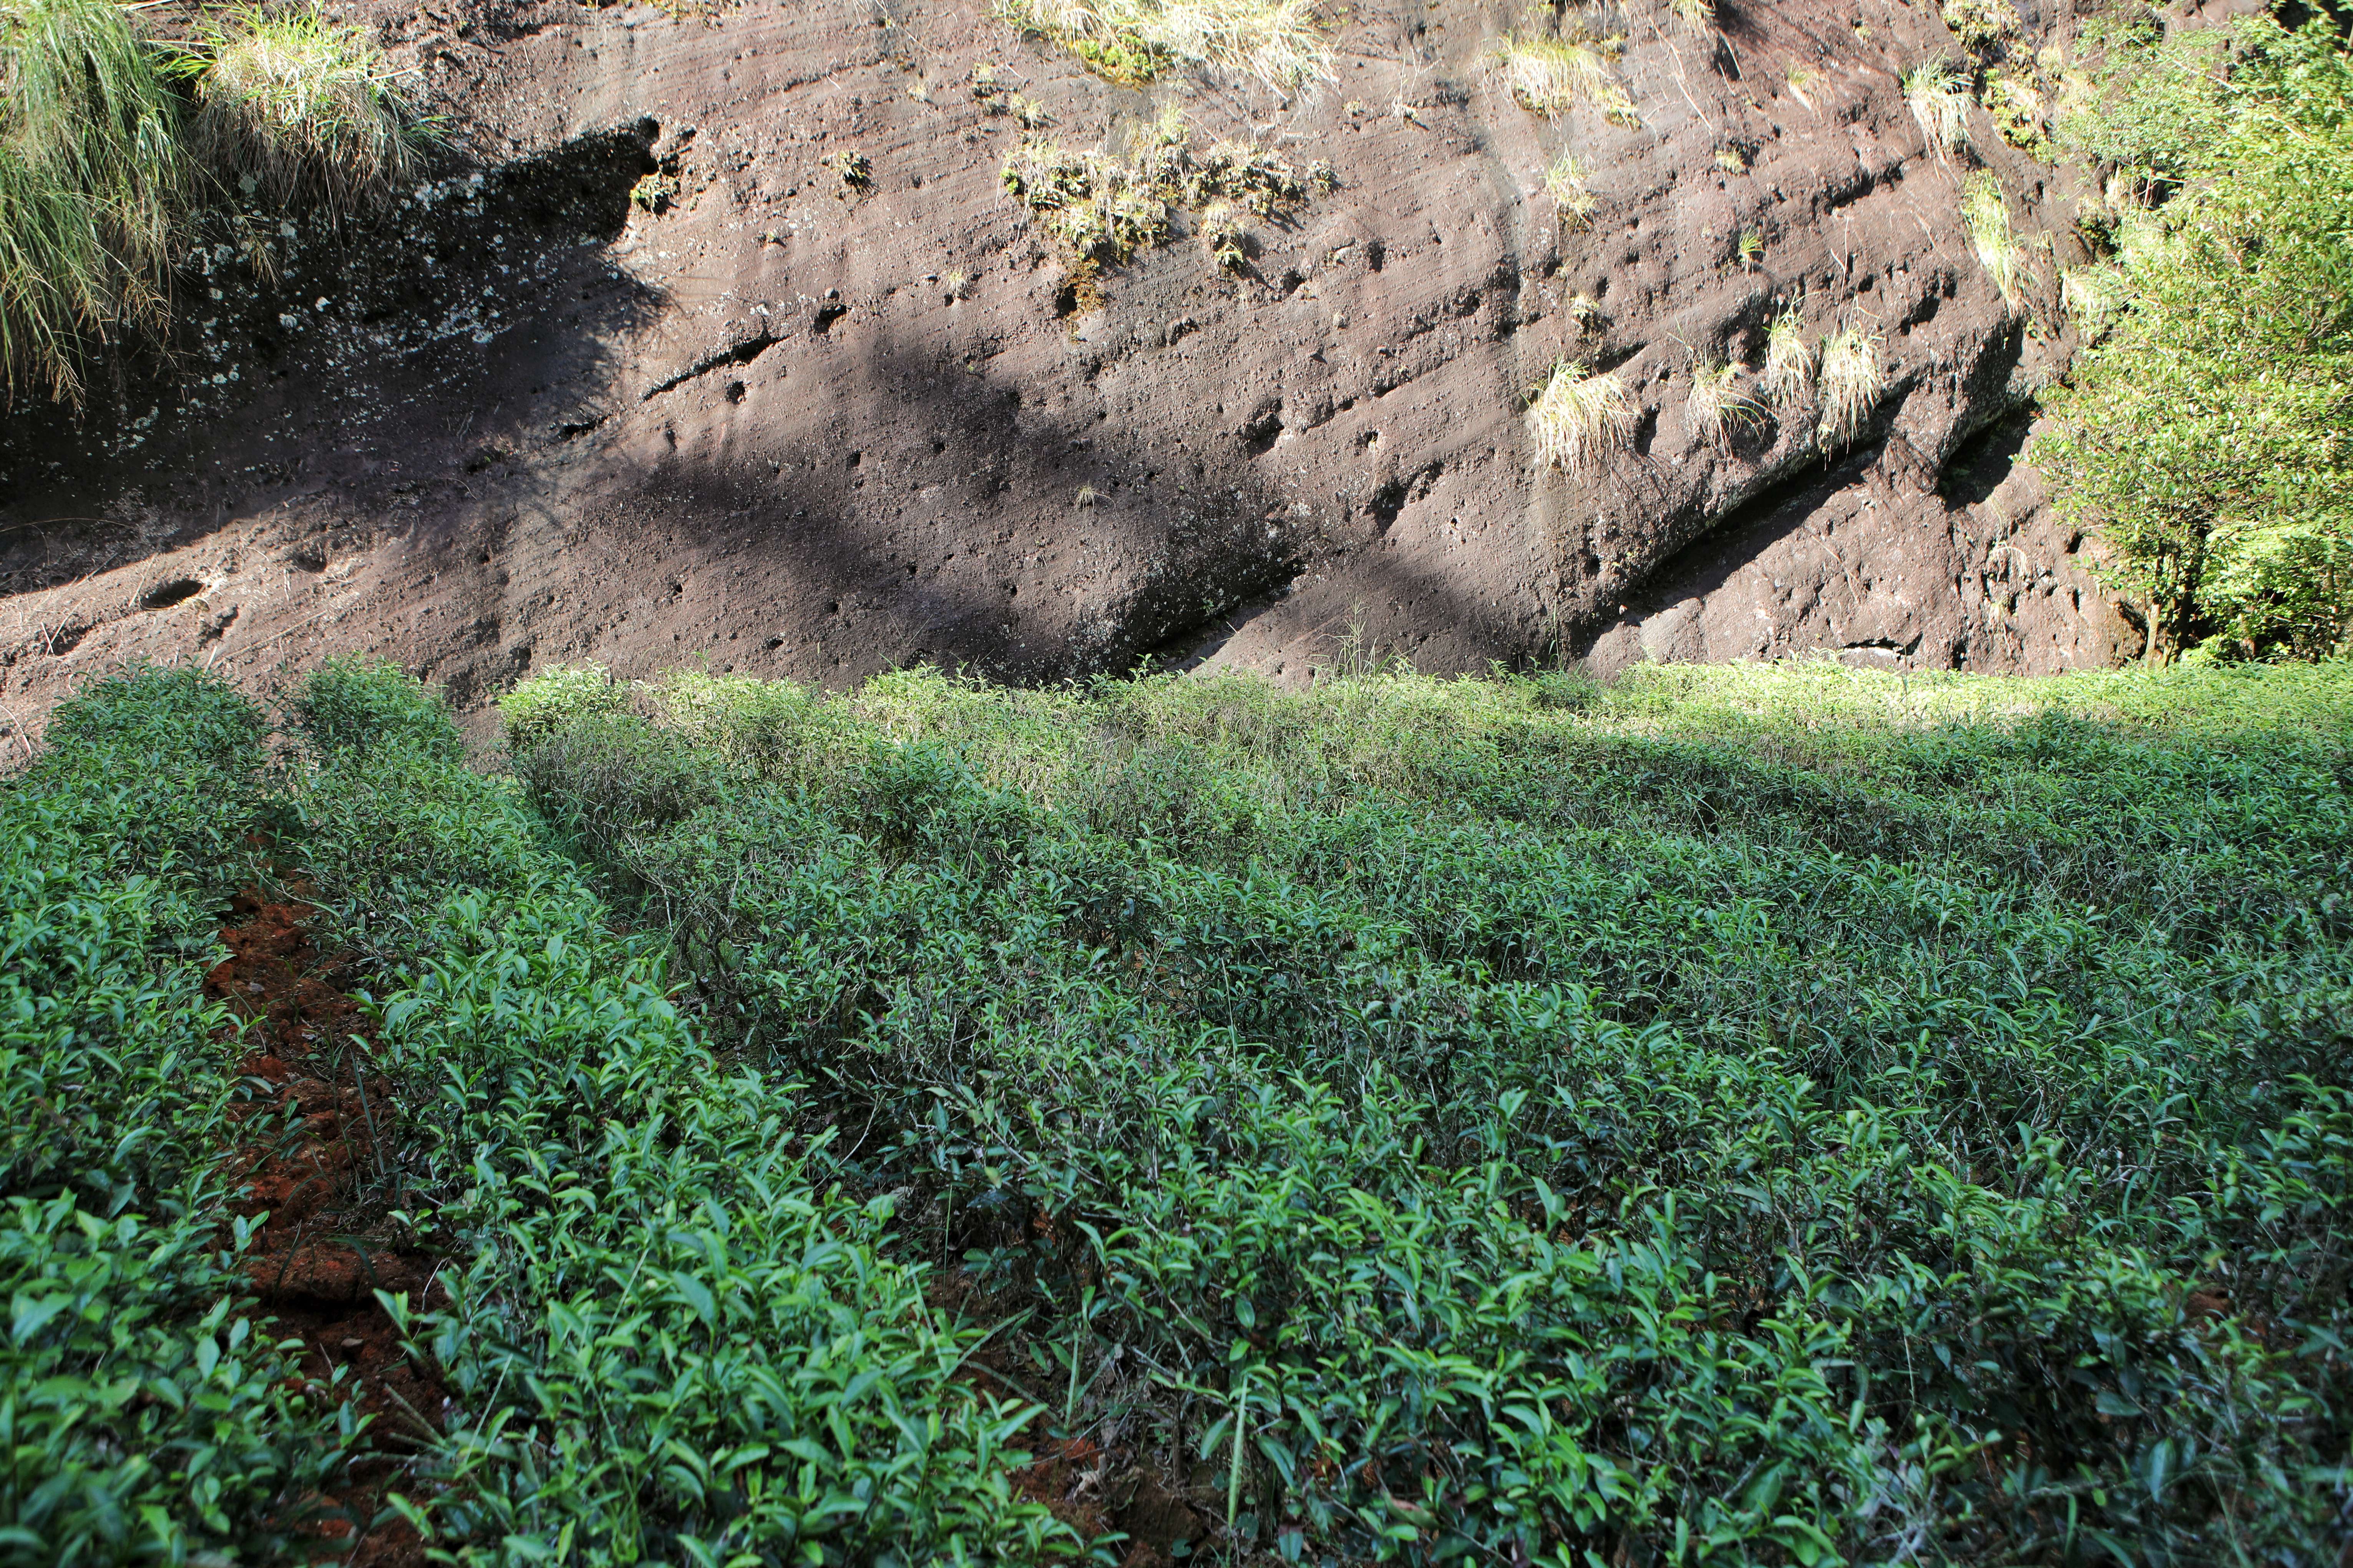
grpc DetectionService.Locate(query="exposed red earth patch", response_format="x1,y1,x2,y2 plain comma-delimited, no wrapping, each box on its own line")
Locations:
207,891,445,1566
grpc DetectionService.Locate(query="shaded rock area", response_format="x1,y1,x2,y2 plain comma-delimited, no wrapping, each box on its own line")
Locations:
1583,414,2146,674
0,0,2139,743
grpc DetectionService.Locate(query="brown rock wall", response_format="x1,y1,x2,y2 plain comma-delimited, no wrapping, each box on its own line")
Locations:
0,0,2136,742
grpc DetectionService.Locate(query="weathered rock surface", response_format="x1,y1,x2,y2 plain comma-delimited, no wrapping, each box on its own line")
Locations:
0,0,2140,743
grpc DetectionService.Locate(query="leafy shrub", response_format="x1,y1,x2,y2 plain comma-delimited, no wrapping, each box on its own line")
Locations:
2039,15,2353,660
1,666,357,1562
288,653,462,759
495,660,630,755
290,699,1074,1563
502,659,2353,1566
25,658,2351,1565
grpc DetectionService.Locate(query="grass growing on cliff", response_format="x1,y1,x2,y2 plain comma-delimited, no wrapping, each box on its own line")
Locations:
0,0,191,401
15,655,2353,1563
1904,58,1972,156
1962,169,2028,307
999,0,1331,89
1760,304,1813,400
1543,151,1595,225
1493,31,1636,123
1817,326,1884,445
192,2,429,215
1683,356,1762,446
0,0,433,402
1526,357,1634,473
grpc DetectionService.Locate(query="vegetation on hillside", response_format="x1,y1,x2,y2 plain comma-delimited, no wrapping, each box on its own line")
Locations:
8,655,2349,1563
998,0,1331,90
0,0,428,404
2039,14,2353,662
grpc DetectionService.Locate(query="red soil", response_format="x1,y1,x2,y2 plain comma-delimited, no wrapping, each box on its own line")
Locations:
207,891,446,1567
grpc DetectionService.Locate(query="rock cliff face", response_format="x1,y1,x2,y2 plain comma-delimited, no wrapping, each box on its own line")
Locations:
0,0,2143,739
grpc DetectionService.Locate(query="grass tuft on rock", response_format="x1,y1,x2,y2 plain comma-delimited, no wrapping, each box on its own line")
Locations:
1544,151,1595,226
1759,305,1813,401
1963,168,2028,307
1684,356,1763,446
1905,58,1972,157
1817,327,1884,445
193,1,430,216
1527,357,1634,473
1000,0,1331,89
1493,31,1634,122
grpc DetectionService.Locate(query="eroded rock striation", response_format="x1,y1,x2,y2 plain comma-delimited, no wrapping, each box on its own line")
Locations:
0,0,2144,738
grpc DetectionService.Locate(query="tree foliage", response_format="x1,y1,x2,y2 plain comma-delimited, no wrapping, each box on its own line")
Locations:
2038,14,2353,661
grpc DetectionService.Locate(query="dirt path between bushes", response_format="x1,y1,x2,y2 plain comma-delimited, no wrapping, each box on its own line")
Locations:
208,890,445,1567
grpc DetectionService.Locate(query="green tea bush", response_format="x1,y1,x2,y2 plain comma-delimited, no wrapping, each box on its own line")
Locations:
504,657,2353,1563
1,666,357,1563
494,660,631,756
287,653,464,760
289,665,1072,1563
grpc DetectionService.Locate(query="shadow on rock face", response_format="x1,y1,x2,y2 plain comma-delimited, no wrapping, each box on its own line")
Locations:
0,122,665,600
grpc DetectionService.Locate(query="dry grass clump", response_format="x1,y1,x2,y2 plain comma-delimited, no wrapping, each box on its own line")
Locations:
1544,152,1595,227
1816,327,1884,445
1527,358,1635,474
1903,60,1972,157
1684,358,1762,445
1758,307,1812,402
1962,169,2029,307
193,2,428,216
0,0,191,402
1001,0,1332,90
1667,0,1714,36
1493,32,1635,123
